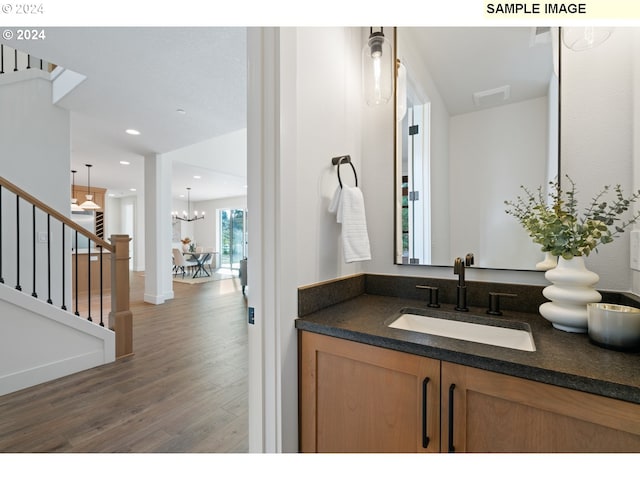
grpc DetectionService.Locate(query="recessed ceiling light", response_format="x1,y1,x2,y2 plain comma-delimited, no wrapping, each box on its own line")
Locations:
176,108,186,115
125,129,141,136
120,161,130,165
193,175,201,179
129,188,137,192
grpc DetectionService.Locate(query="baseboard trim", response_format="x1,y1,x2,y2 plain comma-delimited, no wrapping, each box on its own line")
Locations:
0,350,109,396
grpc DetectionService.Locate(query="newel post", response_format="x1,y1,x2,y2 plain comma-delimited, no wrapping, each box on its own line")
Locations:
109,234,133,358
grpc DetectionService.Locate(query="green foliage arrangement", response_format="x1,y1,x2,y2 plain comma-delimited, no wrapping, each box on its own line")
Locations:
505,176,640,259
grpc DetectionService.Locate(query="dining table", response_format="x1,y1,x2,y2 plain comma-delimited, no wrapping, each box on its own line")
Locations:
182,251,212,278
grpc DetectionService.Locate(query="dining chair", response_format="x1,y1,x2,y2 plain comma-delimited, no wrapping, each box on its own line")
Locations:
202,252,214,275
172,248,196,277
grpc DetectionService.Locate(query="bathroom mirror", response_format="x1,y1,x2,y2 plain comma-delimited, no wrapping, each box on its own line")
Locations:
394,27,559,270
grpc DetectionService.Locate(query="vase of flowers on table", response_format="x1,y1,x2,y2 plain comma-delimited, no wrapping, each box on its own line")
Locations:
505,176,640,332
181,237,192,253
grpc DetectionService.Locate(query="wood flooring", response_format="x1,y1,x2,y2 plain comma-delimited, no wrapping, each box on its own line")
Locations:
0,272,249,452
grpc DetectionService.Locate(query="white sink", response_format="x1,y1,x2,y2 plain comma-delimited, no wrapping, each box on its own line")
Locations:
388,313,536,352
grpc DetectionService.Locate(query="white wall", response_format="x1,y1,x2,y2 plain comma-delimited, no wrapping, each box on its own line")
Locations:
633,29,640,295
294,28,365,285
561,28,636,292
0,281,114,396
448,97,548,269
163,128,247,179
0,73,71,305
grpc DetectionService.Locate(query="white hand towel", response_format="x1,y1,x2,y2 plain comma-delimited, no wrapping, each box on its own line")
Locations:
328,185,341,214
338,185,371,263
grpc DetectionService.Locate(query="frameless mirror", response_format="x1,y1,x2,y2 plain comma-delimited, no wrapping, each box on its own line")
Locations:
394,27,559,270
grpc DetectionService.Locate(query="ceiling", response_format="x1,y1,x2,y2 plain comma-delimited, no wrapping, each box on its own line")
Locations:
399,27,554,116
6,27,247,202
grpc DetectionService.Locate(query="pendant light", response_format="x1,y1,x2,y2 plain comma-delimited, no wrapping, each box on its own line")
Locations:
172,187,205,222
70,169,84,212
79,163,101,210
362,27,393,106
562,27,613,51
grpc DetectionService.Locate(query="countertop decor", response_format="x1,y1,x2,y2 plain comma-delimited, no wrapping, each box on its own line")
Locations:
505,175,640,332
504,175,640,259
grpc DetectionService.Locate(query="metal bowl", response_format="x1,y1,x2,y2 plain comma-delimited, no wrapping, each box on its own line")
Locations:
587,303,640,351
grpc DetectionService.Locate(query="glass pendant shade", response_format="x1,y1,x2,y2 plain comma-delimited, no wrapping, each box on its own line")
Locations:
362,28,393,106
562,27,613,51
79,163,101,210
79,194,100,210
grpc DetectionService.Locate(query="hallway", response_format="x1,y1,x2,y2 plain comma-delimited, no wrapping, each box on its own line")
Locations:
0,273,249,452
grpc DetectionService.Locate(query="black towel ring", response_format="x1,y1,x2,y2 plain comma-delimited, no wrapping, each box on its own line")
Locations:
331,155,358,188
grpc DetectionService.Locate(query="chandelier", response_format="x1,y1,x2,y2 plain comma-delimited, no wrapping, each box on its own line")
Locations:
172,187,205,222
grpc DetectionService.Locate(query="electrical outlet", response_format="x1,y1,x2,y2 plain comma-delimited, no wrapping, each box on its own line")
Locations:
37,232,48,243
631,231,640,270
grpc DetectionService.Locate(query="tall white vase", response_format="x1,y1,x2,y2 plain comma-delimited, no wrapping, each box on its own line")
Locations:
539,256,602,333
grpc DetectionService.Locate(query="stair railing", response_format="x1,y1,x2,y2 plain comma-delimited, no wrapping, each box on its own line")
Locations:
0,44,53,75
0,176,132,358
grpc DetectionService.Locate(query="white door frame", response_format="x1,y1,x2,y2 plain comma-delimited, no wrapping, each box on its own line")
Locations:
247,25,301,454
247,26,279,453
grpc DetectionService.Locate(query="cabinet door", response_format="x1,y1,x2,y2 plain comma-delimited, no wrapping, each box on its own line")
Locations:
299,331,440,453
441,361,640,453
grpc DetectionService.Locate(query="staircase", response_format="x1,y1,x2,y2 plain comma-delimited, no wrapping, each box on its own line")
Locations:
0,176,132,396
0,43,54,74
1,43,86,103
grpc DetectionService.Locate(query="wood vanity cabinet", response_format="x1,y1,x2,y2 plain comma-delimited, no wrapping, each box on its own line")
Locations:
299,331,640,453
299,331,440,452
441,361,640,453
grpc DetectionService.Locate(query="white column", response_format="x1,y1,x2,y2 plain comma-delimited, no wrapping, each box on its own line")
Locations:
143,153,174,304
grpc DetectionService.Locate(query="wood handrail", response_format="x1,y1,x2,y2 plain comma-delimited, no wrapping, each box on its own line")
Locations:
0,176,113,252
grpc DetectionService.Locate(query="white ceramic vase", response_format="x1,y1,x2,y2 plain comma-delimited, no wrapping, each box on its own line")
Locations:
535,252,558,271
539,256,602,333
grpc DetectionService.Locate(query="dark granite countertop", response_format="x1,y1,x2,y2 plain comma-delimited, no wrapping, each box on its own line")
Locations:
295,293,640,405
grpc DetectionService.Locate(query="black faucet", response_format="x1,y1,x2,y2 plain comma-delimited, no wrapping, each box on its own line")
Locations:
454,253,474,311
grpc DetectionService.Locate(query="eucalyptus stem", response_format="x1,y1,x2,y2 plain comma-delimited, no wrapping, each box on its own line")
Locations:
505,175,640,259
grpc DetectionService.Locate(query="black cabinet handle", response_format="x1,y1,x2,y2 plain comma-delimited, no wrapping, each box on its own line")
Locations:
422,377,430,448
448,383,456,453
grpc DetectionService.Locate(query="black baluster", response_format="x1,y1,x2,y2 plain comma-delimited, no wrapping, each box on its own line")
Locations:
39,59,43,70
0,185,3,284
31,204,37,298
86,239,92,322
61,225,66,310
26,54,31,69
13,49,17,72
15,195,21,291
1,44,4,74
99,245,104,327
46,215,52,304
74,230,79,315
